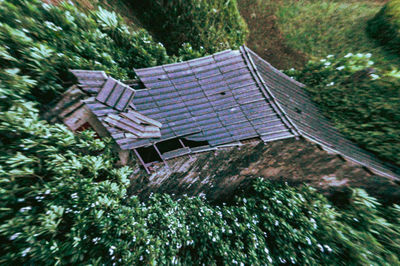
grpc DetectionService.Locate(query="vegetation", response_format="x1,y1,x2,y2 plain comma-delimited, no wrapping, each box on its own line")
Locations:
286,53,400,165
368,0,400,55
0,0,172,105
1,0,399,265
128,0,248,55
1,104,399,264
238,0,400,67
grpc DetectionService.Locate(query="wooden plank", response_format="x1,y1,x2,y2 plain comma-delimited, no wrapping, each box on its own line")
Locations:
115,87,135,111
105,82,125,108
121,111,162,128
70,70,107,80
106,114,146,132
161,147,191,160
104,117,143,137
143,125,161,133
62,107,88,131
96,78,117,103
133,148,150,174
153,144,169,168
59,101,84,118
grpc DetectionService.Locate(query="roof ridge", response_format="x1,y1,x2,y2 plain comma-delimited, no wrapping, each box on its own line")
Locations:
239,45,301,137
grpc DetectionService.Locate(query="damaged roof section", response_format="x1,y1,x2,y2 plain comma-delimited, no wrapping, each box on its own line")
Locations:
67,46,400,180
130,49,296,150
70,71,162,143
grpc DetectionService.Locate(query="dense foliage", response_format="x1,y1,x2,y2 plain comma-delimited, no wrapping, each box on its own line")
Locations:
1,103,399,264
368,0,400,54
129,0,248,55
286,53,400,165
0,0,172,105
1,0,400,264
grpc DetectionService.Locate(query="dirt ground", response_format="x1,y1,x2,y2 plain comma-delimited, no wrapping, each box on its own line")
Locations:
237,0,307,69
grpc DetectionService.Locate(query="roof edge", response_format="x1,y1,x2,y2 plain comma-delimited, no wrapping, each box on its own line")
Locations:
240,45,301,137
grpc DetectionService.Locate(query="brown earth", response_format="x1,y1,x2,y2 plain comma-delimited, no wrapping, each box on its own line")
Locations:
237,0,307,70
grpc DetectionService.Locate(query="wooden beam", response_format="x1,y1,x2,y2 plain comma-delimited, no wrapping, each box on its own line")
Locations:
153,144,169,169
179,139,192,159
133,148,150,174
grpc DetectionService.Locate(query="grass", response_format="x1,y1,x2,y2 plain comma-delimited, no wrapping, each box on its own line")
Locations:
237,0,399,68
275,0,400,66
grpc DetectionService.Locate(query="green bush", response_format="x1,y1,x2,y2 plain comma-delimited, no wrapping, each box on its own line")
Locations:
286,53,400,165
1,1,400,264
0,0,172,105
367,0,400,54
128,0,248,54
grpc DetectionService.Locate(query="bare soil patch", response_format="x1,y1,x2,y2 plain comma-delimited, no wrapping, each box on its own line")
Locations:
237,0,307,69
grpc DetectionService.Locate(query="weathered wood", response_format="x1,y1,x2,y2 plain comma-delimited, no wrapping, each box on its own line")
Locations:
106,83,125,107
153,144,169,169
59,100,84,118
104,115,161,138
106,114,146,132
104,116,143,137
162,147,191,160
84,106,111,138
133,148,150,174
121,111,162,128
96,78,117,103
62,106,89,131
114,87,135,111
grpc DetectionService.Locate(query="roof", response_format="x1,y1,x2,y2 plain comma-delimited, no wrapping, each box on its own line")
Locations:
129,49,297,150
70,70,162,141
243,47,400,180
69,46,400,180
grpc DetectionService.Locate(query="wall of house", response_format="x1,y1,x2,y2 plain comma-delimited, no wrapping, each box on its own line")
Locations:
129,138,400,203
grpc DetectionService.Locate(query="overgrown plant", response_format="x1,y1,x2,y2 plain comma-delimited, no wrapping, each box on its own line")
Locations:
368,0,400,54
1,1,400,265
286,53,400,165
128,0,248,54
0,0,172,104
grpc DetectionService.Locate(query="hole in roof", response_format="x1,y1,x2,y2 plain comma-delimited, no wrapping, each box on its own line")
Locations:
136,146,162,164
220,92,226,96
156,138,182,154
181,138,209,148
158,77,162,80
295,107,302,114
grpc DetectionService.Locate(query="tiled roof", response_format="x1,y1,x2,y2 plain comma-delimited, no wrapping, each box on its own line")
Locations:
70,72,162,143
69,46,400,180
128,49,296,150
243,46,400,180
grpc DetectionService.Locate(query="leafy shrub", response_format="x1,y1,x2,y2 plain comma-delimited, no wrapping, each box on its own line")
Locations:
0,0,172,105
1,103,399,264
286,53,400,165
367,0,400,54
1,1,399,265
129,0,248,54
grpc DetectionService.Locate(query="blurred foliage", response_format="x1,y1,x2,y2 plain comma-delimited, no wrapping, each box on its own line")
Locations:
128,0,248,55
368,0,400,54
271,0,400,67
0,0,172,105
286,53,400,165
0,0,400,264
1,99,399,264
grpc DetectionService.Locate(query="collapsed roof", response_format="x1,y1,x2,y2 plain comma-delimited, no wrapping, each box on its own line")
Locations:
70,46,400,180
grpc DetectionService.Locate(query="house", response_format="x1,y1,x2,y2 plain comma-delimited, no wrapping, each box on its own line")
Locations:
49,45,400,181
